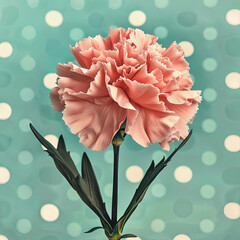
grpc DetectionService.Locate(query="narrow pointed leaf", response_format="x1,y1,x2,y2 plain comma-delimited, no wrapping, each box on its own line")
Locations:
85,226,106,233
29,124,113,234
116,130,193,234
119,234,137,239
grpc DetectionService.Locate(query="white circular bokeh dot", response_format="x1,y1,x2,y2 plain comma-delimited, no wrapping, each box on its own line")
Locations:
225,72,240,89
0,235,8,240
200,219,215,233
0,103,12,120
42,135,58,150
151,219,165,232
43,73,58,89
226,9,240,26
224,202,240,219
173,234,191,240
179,41,194,57
126,165,144,183
16,219,32,234
67,222,82,237
17,185,33,200
224,135,240,152
0,42,13,58
45,10,63,27
71,0,85,10
40,203,59,222
0,167,10,184
174,166,192,183
128,10,146,26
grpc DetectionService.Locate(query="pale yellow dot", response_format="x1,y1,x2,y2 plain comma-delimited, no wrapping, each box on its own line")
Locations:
224,135,240,152
40,203,59,222
128,10,146,26
174,166,192,183
179,41,194,57
45,10,63,27
0,42,13,58
226,9,240,26
42,135,58,150
0,235,8,240
225,72,240,89
0,167,10,184
224,202,240,219
126,165,144,183
43,73,58,89
173,234,191,240
0,103,12,120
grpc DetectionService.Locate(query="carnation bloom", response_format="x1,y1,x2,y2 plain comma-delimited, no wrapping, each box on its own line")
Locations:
50,27,202,151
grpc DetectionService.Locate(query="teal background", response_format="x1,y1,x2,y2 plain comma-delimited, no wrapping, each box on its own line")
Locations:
0,0,240,240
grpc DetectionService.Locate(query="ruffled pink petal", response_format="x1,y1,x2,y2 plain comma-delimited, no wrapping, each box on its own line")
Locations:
50,87,65,112
126,107,180,147
62,92,126,151
162,42,189,71
132,65,158,84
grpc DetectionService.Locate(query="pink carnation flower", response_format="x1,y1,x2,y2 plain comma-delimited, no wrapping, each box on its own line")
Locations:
50,27,202,151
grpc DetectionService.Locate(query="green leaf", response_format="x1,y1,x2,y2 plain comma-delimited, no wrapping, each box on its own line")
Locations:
116,130,193,234
29,123,113,234
119,234,137,239
85,226,106,233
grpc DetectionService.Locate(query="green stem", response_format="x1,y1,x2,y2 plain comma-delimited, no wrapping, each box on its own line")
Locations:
111,144,120,225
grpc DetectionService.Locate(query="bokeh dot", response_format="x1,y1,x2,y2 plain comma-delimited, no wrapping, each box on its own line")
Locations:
179,41,194,57
203,58,217,71
19,118,31,132
177,12,197,27
0,103,12,120
0,42,13,58
67,222,82,237
27,0,39,8
151,219,165,232
151,183,166,198
20,88,34,101
109,0,122,9
224,135,240,152
0,235,8,240
0,167,10,184
71,0,85,10
16,219,32,234
40,204,59,222
104,150,113,164
200,219,215,233
224,202,240,219
173,199,193,218
174,166,192,183
17,185,32,200
21,25,36,40
69,28,84,41
104,183,113,197
200,184,215,199
42,135,58,150
43,73,58,89
226,9,240,26
201,151,217,166
225,72,240,89
203,88,217,102
202,119,217,133
203,27,218,40
126,165,144,183
152,150,165,160
173,234,191,240
45,10,63,27
154,26,168,39
203,0,218,7
67,188,79,201
128,10,146,27
18,151,33,165
20,56,36,71
154,0,169,8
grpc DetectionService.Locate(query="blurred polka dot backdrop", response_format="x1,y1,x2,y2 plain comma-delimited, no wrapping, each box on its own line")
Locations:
0,0,240,239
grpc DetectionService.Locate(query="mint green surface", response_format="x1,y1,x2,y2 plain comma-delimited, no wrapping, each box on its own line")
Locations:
0,0,240,240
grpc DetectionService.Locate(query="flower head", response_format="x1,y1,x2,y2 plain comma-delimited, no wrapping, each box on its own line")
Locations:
50,27,202,151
